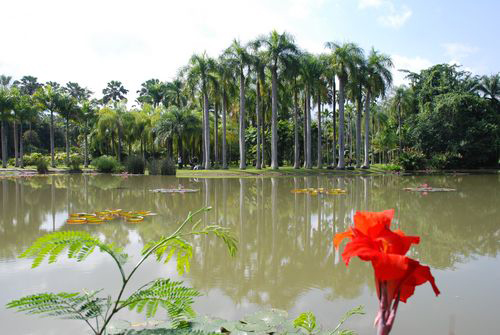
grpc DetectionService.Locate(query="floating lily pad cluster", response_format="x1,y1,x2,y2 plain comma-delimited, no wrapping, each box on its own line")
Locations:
291,188,347,196
66,209,156,225
403,184,456,192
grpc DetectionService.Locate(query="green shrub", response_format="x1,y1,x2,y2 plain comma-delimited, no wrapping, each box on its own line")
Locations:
125,155,145,174
23,153,44,166
429,152,463,170
375,163,403,172
68,155,83,172
92,155,120,173
36,158,49,174
8,158,16,166
148,158,176,176
397,148,426,171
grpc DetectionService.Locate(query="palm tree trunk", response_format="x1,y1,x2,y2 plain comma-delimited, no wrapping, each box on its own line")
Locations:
356,96,362,168
117,125,122,162
256,79,261,169
13,121,19,167
178,133,183,164
214,101,219,167
306,87,312,169
1,120,7,168
398,106,402,158
331,79,336,167
261,105,266,167
270,65,279,169
203,90,210,169
303,93,307,168
239,67,246,170
50,110,55,167
293,85,300,169
337,78,346,169
222,90,228,169
19,122,24,168
317,90,322,169
363,91,371,168
84,120,89,168
65,116,70,165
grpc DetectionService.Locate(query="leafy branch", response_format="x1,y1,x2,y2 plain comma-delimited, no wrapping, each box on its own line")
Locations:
7,207,237,335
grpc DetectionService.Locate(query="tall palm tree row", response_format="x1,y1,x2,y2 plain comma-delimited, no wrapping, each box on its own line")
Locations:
0,32,405,170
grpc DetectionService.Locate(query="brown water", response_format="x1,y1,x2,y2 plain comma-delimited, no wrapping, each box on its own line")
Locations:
0,174,499,335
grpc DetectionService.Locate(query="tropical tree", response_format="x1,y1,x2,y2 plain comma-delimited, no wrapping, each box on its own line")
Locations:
390,86,411,156
137,79,167,107
34,84,60,167
0,75,12,88
325,42,364,169
225,40,252,169
155,106,200,163
81,100,98,167
14,94,39,167
14,76,43,95
55,93,80,164
64,82,92,101
102,81,128,104
165,79,186,108
187,53,215,169
0,87,15,167
346,60,366,168
362,49,393,168
215,57,236,169
477,74,499,103
261,30,299,169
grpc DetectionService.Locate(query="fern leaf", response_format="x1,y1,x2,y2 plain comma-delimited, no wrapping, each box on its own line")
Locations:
193,225,238,257
20,231,127,268
293,311,317,334
6,291,106,320
143,237,193,275
122,279,200,327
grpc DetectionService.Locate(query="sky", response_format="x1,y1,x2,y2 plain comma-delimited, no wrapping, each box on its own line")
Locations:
1,0,498,104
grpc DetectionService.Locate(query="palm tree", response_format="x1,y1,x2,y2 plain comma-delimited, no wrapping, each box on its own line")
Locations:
0,87,15,168
81,100,98,167
64,82,92,101
137,79,167,107
215,57,236,169
187,53,215,169
34,84,59,167
0,75,12,88
261,30,299,169
346,60,366,168
165,78,186,108
14,76,42,95
321,54,338,167
390,86,411,156
102,81,128,104
14,94,39,167
477,74,500,103
362,49,393,168
225,40,251,169
55,93,79,164
325,42,364,169
155,106,200,164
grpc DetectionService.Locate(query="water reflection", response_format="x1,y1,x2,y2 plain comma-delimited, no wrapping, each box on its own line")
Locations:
0,174,499,334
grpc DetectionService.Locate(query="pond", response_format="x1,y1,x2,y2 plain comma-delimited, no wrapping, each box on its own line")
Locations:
0,174,499,334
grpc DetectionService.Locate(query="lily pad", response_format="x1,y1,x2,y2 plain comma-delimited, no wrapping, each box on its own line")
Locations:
151,188,200,194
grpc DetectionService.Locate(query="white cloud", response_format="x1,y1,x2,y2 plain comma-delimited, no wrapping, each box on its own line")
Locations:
358,0,384,9
378,5,412,28
358,1,412,28
0,0,331,105
443,43,479,62
391,54,433,86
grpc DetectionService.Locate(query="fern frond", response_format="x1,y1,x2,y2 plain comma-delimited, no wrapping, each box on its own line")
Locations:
293,311,317,334
193,225,238,257
121,279,200,326
6,291,106,320
20,231,127,268
143,237,193,275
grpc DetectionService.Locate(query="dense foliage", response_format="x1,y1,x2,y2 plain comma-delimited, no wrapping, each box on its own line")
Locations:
0,36,498,171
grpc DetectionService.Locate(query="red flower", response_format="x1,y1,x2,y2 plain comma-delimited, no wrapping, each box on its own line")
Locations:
334,210,440,334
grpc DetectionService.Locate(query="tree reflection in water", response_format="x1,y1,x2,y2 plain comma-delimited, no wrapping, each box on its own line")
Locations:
0,174,499,313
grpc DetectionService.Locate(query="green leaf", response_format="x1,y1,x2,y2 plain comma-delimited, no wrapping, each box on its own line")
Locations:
20,231,127,268
330,305,364,335
192,225,238,257
143,237,193,276
122,279,201,327
6,291,106,320
293,312,317,334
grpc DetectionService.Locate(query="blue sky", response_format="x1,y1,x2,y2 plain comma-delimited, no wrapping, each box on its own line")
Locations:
1,0,498,102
